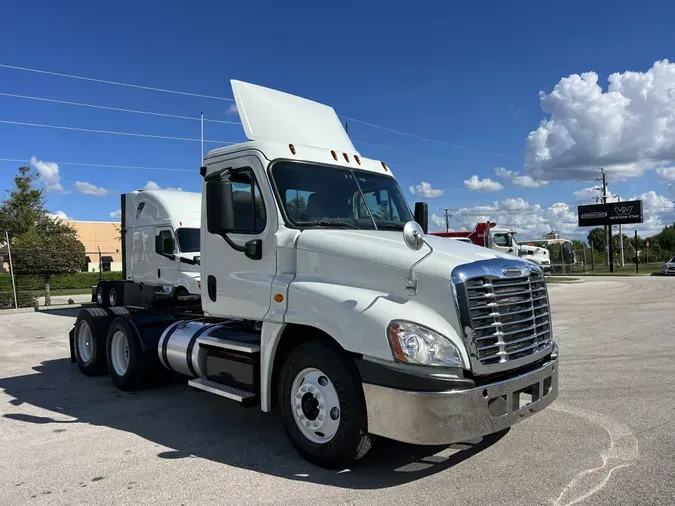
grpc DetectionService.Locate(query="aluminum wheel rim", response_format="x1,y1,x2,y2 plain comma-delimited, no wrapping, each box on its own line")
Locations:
96,287,103,305
110,330,130,376
76,321,94,364
290,367,340,444
109,288,117,307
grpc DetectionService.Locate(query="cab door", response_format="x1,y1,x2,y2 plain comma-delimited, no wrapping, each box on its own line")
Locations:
155,228,176,288
491,232,515,256
201,155,277,320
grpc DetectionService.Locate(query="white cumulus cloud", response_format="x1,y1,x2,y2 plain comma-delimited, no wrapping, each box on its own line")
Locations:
30,156,63,192
452,198,577,239
656,167,675,182
143,181,183,191
525,59,675,181
494,167,548,188
463,176,503,192
109,210,122,219
74,181,109,196
49,210,72,221
409,182,444,198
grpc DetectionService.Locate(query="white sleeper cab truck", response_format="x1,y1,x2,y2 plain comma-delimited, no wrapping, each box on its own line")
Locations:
94,190,202,308
70,80,558,468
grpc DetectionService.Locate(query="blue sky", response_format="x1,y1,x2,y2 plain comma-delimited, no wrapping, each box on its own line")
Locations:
1,0,675,238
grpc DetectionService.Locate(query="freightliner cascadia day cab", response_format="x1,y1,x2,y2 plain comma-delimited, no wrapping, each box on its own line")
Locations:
70,80,559,468
93,190,202,308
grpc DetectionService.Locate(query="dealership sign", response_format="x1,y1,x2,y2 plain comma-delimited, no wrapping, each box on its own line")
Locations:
578,200,643,227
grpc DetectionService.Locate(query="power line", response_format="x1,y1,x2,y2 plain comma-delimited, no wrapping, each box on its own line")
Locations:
0,92,241,124
342,116,514,159
0,63,234,102
0,119,237,144
0,62,513,159
0,158,194,173
353,140,461,164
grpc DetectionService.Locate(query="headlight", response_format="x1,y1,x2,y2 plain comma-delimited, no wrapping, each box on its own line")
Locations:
387,321,462,367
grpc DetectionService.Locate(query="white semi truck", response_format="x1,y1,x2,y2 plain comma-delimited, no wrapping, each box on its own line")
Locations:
94,190,202,307
70,80,558,468
431,222,553,273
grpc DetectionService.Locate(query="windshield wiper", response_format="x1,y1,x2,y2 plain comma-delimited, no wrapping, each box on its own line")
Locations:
317,220,360,230
375,223,405,230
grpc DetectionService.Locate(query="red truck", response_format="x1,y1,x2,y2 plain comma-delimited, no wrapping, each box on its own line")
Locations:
430,222,553,272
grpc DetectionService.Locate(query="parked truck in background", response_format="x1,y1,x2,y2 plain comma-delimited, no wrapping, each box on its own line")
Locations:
93,190,202,308
70,80,559,468
431,222,553,273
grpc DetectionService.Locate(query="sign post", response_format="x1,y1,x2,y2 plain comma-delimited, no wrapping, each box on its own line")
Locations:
578,199,643,273
635,230,639,274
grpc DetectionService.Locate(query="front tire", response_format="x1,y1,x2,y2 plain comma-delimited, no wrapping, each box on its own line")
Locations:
278,341,374,469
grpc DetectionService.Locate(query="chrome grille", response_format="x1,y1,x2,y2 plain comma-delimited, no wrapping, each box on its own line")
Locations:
452,260,553,375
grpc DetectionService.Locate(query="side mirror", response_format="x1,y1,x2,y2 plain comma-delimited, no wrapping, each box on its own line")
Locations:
414,202,428,233
403,221,425,251
375,189,383,206
206,180,235,235
155,235,174,254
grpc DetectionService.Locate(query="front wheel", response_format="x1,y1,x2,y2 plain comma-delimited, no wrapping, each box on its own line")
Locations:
278,341,374,468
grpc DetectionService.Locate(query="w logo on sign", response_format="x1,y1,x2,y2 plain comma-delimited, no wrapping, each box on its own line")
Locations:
614,205,633,216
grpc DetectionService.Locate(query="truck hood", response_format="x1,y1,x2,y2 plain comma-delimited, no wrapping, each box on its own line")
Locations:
295,229,517,280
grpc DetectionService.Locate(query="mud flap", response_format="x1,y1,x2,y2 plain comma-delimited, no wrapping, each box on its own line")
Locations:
68,326,76,363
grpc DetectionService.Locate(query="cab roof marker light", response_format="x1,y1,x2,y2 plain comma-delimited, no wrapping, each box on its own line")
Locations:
289,144,296,155
354,155,361,165
343,153,350,163
331,150,338,161
381,161,389,172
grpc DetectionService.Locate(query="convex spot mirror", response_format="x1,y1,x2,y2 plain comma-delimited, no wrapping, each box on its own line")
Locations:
403,221,425,251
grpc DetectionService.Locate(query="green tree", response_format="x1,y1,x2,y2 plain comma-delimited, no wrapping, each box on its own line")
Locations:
654,224,675,256
0,167,53,236
0,166,86,306
286,194,307,221
587,227,606,252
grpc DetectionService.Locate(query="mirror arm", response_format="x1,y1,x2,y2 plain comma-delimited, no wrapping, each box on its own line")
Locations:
221,232,246,253
406,237,433,295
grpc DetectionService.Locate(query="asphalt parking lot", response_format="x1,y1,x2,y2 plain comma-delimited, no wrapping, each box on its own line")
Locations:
1,276,674,505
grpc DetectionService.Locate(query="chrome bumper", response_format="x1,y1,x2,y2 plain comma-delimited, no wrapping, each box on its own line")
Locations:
362,356,558,445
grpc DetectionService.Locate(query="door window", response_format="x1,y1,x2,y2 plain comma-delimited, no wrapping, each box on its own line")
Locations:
493,233,510,247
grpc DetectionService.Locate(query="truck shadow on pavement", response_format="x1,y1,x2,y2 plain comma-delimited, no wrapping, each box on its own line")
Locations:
0,358,506,489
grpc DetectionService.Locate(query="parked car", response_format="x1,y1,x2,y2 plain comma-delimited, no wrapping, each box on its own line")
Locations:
662,257,675,275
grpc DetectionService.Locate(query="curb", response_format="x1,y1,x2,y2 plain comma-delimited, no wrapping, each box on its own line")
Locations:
0,303,96,315
545,277,584,284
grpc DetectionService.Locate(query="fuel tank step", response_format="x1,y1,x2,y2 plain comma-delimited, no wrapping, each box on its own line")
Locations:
188,378,258,406
196,335,261,353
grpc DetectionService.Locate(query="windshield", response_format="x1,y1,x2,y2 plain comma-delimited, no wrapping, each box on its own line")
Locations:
175,228,200,253
271,161,413,230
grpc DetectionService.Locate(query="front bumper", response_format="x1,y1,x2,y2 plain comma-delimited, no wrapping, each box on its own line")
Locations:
362,355,558,445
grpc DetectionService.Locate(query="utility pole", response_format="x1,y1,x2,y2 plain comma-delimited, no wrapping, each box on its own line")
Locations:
439,208,451,233
600,168,615,273
618,195,625,267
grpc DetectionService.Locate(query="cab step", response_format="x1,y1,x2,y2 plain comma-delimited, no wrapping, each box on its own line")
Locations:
188,378,258,407
196,335,260,353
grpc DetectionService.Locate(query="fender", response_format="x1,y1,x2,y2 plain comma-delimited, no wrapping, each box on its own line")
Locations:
284,280,470,366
